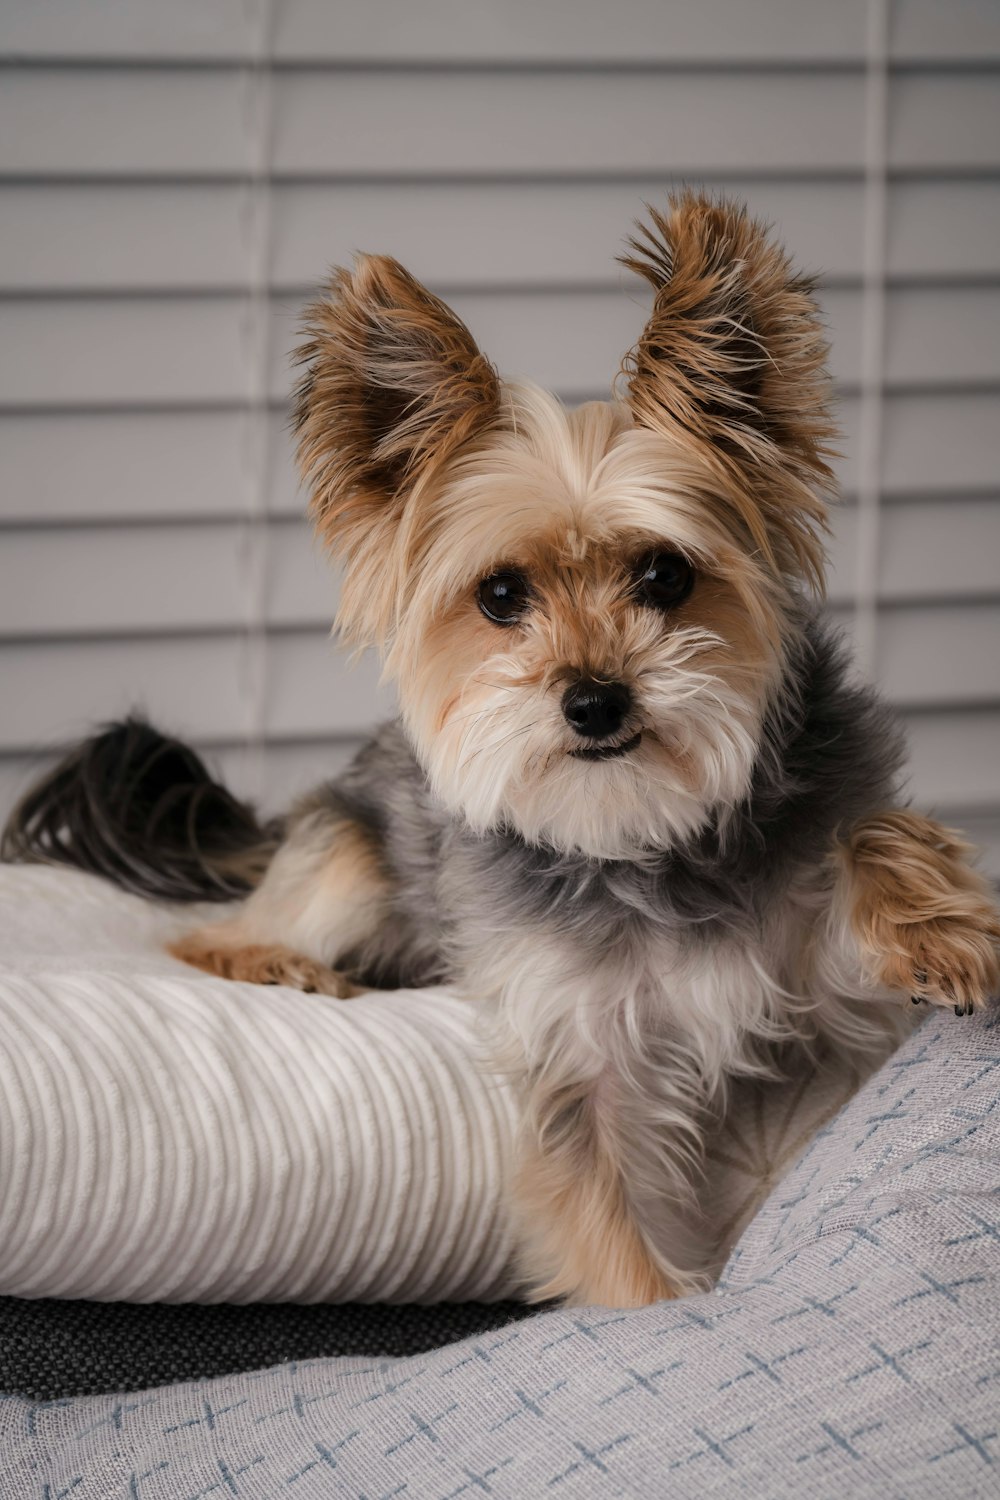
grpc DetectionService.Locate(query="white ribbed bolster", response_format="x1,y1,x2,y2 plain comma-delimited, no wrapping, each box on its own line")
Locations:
0,866,520,1303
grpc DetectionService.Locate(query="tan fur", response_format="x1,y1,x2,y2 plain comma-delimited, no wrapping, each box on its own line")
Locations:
415,520,776,695
169,934,360,997
173,816,388,993
840,810,1000,1012
316,824,387,915
516,1112,683,1307
395,393,788,652
408,515,778,798
620,191,835,592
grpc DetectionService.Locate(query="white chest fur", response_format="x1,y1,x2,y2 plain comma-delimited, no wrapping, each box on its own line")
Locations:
467,882,904,1102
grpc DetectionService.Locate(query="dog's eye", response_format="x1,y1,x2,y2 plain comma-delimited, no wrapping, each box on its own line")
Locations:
477,571,530,625
633,552,694,609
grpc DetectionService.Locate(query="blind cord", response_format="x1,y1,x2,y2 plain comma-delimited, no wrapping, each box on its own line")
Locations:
854,0,891,679
238,0,277,809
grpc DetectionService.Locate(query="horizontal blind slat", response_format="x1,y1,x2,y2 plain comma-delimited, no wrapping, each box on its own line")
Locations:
3,68,996,179
890,72,1000,169
0,68,866,177
0,0,257,61
274,1,872,66
0,411,257,522
0,522,335,635
891,0,1000,62
0,71,254,176
272,72,864,176
829,602,1000,708
904,708,1000,811
1,634,393,749
5,1,999,66
818,496,1000,606
5,286,1000,408
3,180,998,293
881,391,1000,493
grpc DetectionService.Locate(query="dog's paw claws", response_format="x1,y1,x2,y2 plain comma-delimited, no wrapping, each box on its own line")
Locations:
898,942,997,1018
907,975,985,1017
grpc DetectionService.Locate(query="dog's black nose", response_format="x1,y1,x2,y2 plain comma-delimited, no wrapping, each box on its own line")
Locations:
562,679,632,740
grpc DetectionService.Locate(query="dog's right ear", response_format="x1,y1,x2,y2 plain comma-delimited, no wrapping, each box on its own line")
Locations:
294,256,500,641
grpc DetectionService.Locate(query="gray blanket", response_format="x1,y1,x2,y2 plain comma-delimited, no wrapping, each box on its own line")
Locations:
2,1007,998,1498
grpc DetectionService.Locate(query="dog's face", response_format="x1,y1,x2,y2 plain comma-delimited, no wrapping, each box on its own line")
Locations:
296,194,836,858
386,390,787,858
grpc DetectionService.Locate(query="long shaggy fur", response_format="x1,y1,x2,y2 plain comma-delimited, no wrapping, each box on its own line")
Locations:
9,192,998,1307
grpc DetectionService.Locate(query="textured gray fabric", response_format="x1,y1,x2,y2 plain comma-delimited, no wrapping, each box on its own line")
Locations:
2,1008,999,1498
0,1298,545,1401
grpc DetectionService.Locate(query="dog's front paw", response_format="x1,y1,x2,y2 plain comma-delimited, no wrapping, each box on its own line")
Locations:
897,916,1000,1017
270,953,363,998
170,933,362,998
845,811,1000,1018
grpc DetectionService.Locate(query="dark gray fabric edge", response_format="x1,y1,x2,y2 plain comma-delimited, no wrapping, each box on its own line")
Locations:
0,1297,546,1401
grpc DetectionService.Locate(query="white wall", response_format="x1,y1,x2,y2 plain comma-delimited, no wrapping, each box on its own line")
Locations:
1,0,998,872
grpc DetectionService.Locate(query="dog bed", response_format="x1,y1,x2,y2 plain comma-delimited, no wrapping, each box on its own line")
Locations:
2,1007,997,1498
0,863,864,1309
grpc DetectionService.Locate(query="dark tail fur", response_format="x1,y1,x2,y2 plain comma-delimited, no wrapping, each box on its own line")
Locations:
1,717,278,903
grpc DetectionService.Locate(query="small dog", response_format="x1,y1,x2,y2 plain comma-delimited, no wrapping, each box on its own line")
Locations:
9,193,999,1306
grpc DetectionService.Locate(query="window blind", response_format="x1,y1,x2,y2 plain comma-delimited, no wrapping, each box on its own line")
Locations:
1,0,997,872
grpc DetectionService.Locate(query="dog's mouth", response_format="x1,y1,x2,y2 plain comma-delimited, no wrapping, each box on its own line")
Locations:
570,731,642,762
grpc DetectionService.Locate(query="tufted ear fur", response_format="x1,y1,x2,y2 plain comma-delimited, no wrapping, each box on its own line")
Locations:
294,255,501,643
620,192,836,591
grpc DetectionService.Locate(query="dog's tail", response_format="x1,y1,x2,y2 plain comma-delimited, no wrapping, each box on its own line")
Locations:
1,716,279,903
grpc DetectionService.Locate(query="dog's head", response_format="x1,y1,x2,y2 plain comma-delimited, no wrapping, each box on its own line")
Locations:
294,193,835,859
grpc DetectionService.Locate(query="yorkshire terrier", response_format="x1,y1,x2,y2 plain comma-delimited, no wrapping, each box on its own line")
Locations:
8,193,999,1306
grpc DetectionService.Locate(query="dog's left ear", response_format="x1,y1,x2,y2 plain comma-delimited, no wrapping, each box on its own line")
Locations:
294,255,501,642
621,193,835,588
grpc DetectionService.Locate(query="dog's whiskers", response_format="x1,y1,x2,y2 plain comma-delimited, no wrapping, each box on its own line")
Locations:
460,720,542,769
